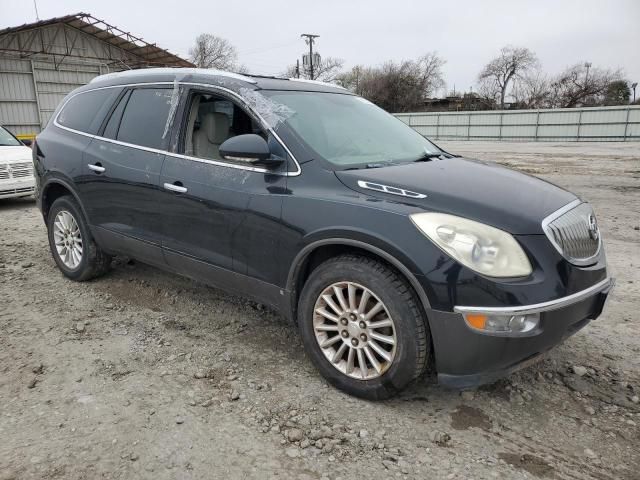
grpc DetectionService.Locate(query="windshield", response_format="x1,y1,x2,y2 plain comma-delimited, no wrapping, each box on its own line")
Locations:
0,127,22,147
261,91,441,169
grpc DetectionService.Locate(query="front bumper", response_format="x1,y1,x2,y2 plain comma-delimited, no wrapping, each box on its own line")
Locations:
430,277,615,388
0,178,35,199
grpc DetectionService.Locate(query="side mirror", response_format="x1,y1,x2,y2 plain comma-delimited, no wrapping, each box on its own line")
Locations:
219,134,283,168
21,138,32,147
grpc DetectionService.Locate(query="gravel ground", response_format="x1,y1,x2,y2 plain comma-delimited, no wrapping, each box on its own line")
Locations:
1,141,639,480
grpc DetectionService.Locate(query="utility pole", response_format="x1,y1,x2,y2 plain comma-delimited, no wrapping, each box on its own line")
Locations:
632,82,638,103
295,59,300,79
301,33,319,80
584,62,592,84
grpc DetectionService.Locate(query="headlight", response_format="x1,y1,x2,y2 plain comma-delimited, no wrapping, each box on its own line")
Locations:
410,212,532,277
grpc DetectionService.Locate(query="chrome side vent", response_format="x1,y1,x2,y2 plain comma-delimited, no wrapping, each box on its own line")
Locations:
357,180,427,199
542,200,601,266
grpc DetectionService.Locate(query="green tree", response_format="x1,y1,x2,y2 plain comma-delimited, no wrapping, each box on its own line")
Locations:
604,80,631,105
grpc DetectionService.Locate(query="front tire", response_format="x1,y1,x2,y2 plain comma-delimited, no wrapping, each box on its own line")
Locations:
46,195,111,281
298,254,430,400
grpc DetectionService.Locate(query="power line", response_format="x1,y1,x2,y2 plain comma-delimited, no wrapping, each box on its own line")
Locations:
239,39,299,56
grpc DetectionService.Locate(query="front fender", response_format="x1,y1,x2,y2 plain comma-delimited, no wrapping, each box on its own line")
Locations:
284,231,435,324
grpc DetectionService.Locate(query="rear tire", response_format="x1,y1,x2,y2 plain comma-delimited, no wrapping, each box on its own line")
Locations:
46,195,111,281
298,254,430,400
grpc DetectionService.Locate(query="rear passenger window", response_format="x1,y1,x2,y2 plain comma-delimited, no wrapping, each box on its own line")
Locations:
57,88,121,134
116,88,174,150
102,90,131,140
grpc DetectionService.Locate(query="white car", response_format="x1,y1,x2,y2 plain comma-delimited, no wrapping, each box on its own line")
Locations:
0,126,35,199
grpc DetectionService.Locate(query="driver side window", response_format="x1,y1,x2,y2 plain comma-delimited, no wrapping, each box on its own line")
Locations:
183,92,264,160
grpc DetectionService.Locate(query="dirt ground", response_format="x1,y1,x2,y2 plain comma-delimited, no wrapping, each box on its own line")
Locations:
1,141,638,480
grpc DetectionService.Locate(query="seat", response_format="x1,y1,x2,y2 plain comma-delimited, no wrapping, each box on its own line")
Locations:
193,112,230,159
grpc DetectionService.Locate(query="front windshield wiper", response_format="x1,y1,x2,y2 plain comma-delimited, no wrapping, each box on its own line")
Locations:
413,152,447,162
343,162,393,171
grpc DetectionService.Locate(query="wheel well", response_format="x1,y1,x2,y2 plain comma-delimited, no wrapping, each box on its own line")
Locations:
292,243,427,320
41,183,73,219
294,245,365,304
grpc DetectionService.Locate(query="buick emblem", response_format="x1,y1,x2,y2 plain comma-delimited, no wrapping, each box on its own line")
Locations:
587,214,599,241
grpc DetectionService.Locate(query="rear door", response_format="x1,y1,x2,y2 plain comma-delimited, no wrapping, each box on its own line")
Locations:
78,86,176,266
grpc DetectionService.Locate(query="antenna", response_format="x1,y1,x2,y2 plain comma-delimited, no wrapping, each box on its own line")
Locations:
33,0,40,20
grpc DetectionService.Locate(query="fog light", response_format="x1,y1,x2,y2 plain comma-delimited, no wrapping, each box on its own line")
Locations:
463,312,540,336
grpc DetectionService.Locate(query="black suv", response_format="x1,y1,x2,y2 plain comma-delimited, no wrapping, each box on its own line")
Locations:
33,68,614,399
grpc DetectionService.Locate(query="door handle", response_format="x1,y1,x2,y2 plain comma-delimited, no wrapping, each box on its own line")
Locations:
163,182,188,194
88,164,105,173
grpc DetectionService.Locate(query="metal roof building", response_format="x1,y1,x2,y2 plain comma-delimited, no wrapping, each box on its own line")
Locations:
0,12,194,139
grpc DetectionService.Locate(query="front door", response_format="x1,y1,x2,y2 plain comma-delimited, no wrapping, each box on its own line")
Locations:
159,88,288,306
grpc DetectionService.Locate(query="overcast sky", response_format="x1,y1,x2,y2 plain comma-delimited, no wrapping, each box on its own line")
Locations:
1,0,638,95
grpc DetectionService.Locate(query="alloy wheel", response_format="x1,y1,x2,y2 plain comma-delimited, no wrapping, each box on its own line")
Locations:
313,281,397,380
53,210,83,269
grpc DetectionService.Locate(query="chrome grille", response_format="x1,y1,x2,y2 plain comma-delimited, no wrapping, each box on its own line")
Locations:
0,162,33,181
10,162,33,178
543,201,601,265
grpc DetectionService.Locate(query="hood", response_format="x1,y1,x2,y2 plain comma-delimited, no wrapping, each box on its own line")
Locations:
0,145,32,163
335,157,577,234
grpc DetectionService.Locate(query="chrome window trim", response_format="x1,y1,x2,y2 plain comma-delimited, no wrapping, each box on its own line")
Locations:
454,277,614,316
541,199,602,266
167,151,271,173
52,81,301,177
356,180,427,199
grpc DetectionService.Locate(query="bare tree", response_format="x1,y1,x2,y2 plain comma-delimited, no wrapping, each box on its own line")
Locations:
548,63,624,107
337,52,446,112
335,65,366,94
189,34,239,70
285,57,345,83
478,46,538,109
310,57,345,82
512,70,551,108
476,77,501,108
415,53,447,98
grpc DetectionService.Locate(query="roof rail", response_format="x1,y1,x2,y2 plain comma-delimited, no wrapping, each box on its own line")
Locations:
91,67,257,84
288,78,346,90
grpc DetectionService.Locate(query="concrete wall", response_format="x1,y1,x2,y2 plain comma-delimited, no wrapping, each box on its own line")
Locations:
395,106,640,142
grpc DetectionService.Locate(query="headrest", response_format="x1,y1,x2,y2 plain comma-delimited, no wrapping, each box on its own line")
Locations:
201,112,230,144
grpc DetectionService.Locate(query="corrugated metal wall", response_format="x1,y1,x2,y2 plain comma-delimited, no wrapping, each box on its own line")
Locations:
395,106,640,142
0,23,134,139
0,57,107,137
